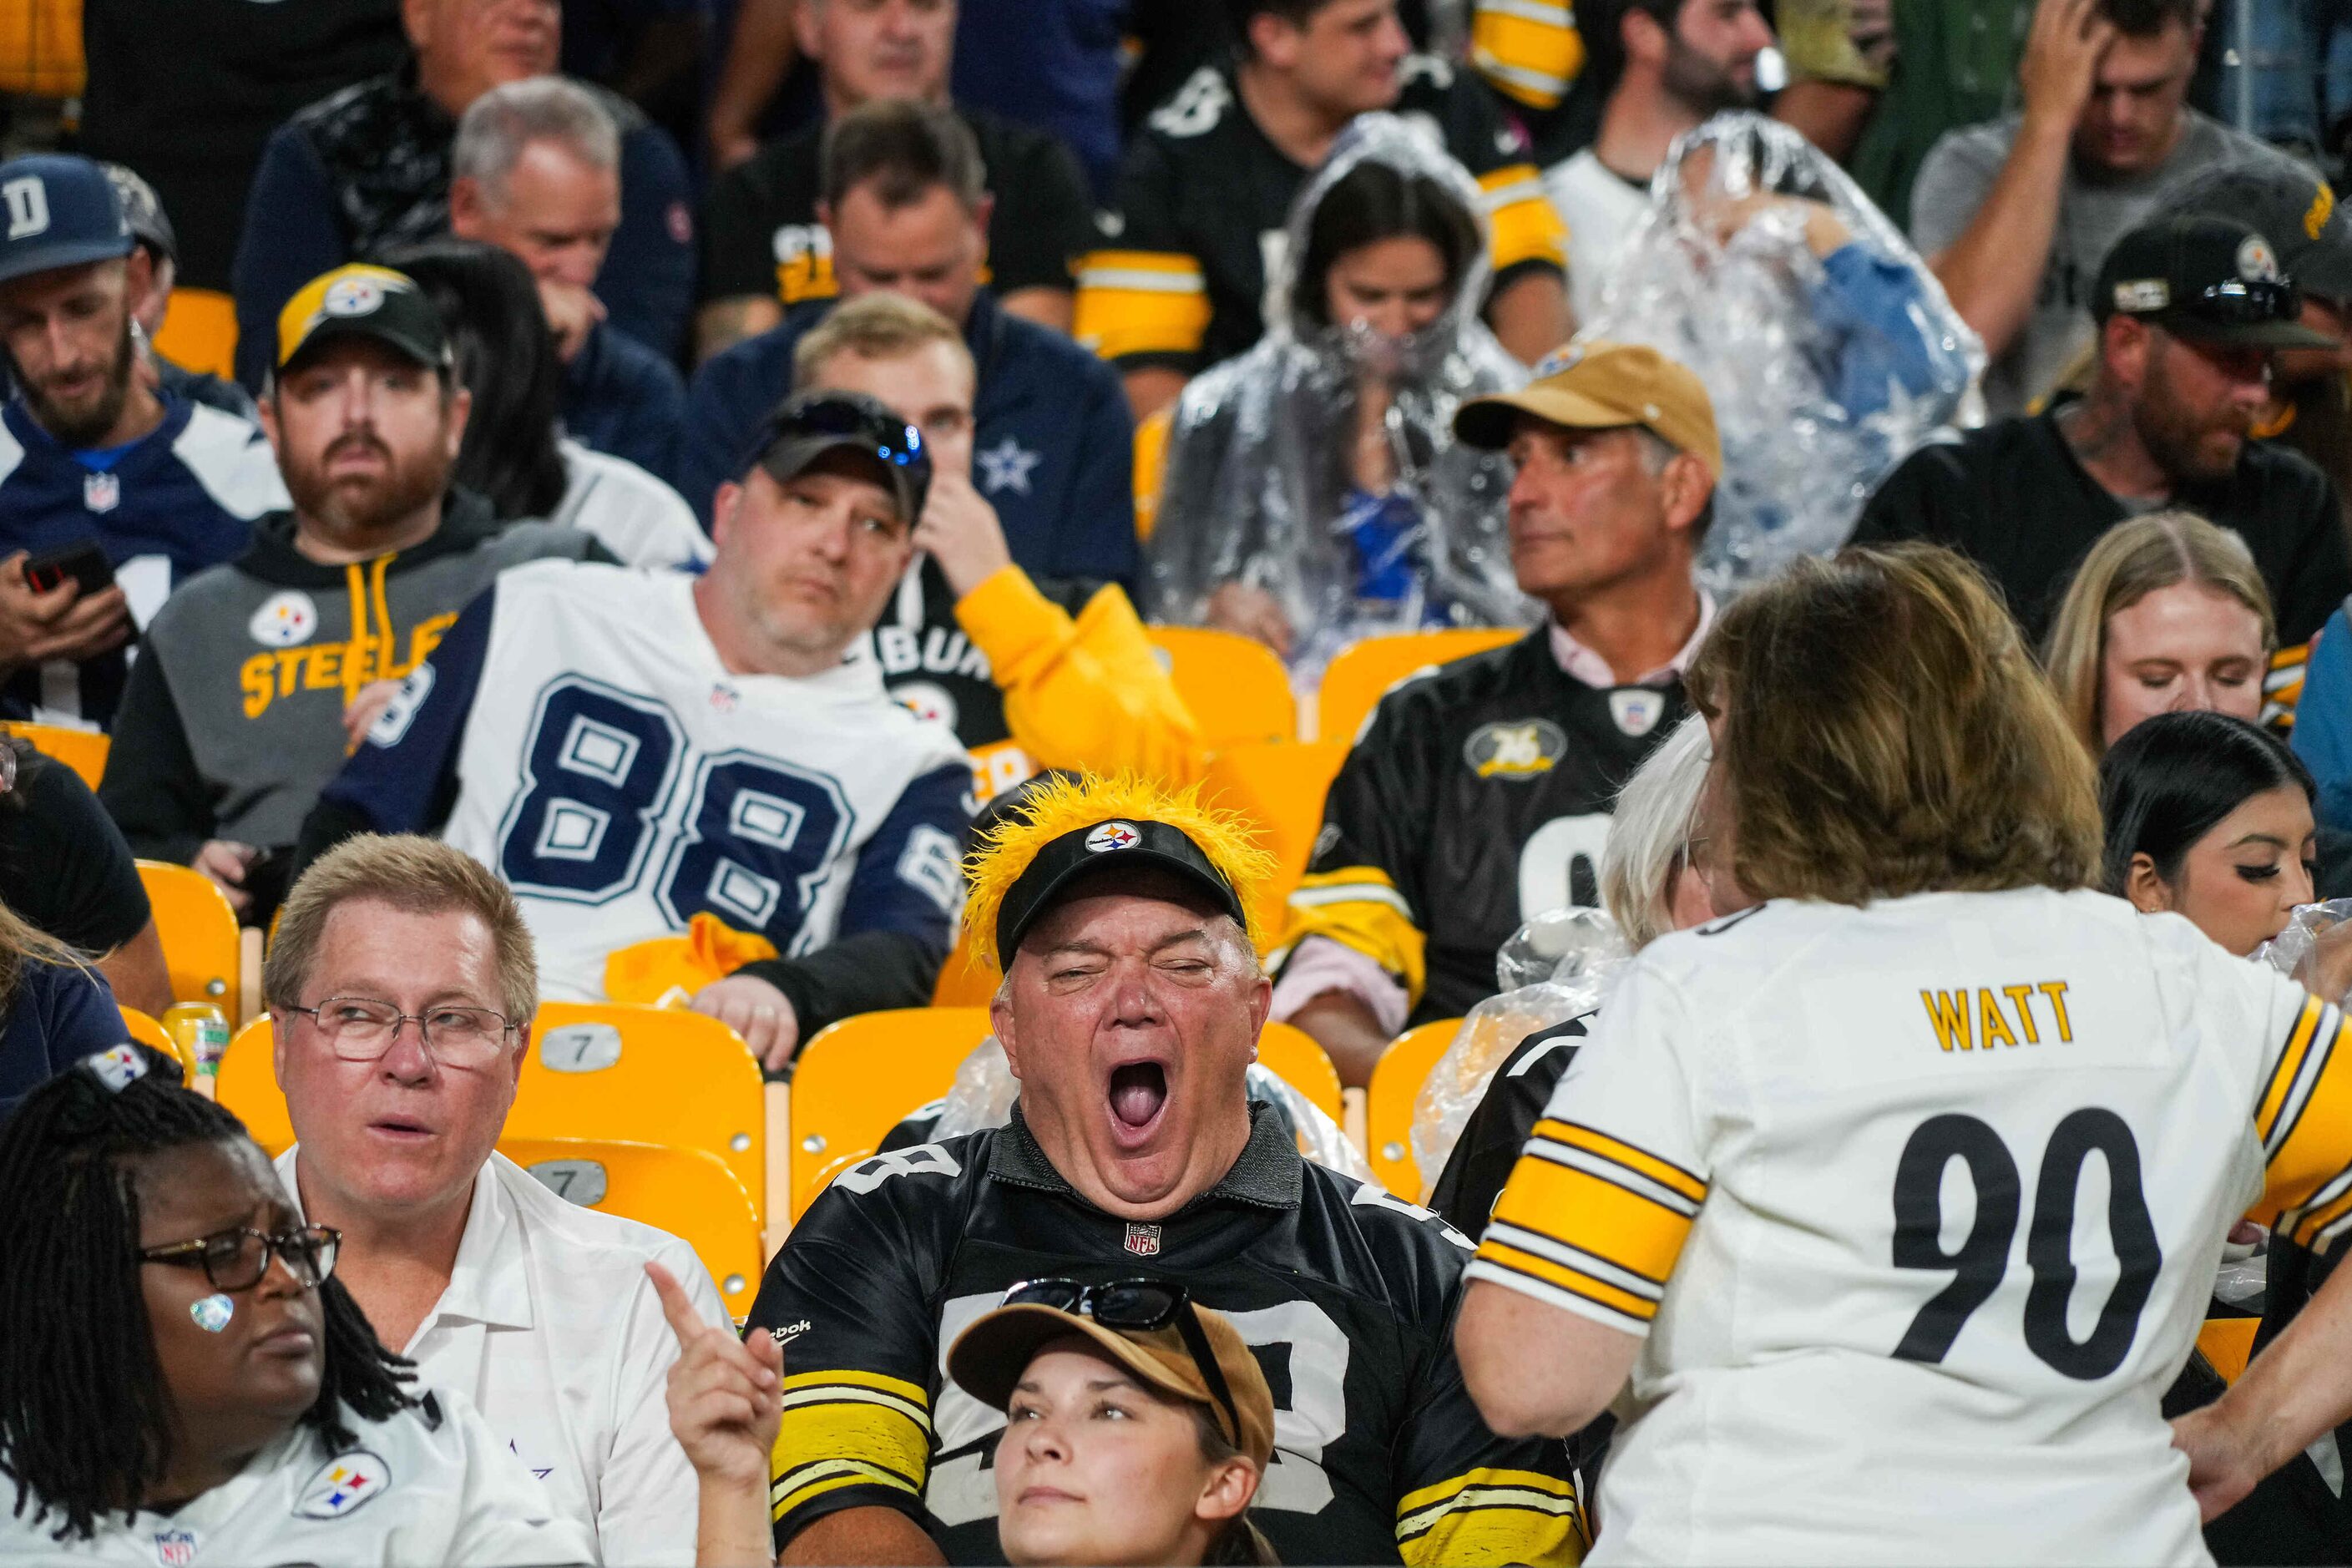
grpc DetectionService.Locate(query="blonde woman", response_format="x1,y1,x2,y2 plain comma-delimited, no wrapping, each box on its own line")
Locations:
2042,510,2277,755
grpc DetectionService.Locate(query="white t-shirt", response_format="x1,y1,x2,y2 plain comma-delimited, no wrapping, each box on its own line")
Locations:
0,1392,594,1566
554,439,712,572
279,1148,731,1566
1543,149,1651,327
1469,887,2352,1565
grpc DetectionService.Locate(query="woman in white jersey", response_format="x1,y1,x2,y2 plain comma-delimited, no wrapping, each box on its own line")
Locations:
0,1046,592,1566
1455,543,2352,1565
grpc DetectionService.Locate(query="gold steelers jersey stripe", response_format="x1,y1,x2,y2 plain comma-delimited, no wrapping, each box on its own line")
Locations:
1532,1116,1708,1204
1074,249,1211,359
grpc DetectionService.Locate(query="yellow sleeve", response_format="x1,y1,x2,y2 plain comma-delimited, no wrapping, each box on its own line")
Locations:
1479,164,1569,274
2255,994,2352,1248
954,565,1207,786
1471,1117,1707,1333
1270,869,1430,1006
1399,1469,1585,1565
1471,0,1585,109
1075,249,1211,362
767,1368,933,1524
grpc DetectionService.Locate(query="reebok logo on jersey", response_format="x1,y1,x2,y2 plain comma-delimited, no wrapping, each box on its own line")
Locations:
1919,980,2076,1052
1464,720,1566,779
292,1450,389,1520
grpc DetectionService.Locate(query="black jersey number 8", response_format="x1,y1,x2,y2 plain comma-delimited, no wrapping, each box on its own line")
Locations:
1889,1110,2162,1379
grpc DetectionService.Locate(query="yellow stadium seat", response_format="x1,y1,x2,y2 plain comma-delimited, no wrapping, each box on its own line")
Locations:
215,1017,292,1155
1146,627,1296,749
930,918,999,1007
1255,1020,1343,1125
151,288,240,382
1366,1019,1466,1200
4,721,109,789
1314,629,1521,744
790,1006,990,1218
512,1002,766,1220
501,1136,766,1319
1133,406,1172,544
120,1005,190,1075
1197,740,1348,937
2198,1317,2259,1385
0,0,82,97
137,860,240,1014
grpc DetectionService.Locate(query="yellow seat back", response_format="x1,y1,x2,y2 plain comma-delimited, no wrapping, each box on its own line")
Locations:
930,918,999,1008
1198,739,1348,938
1366,1019,1466,1199
1133,405,1171,544
1146,627,1297,749
501,1136,765,1318
151,287,239,381
790,1006,992,1219
137,860,240,1013
5,721,109,789
1314,629,1520,744
0,0,82,97
1254,1019,1343,1125
512,1002,766,1220
215,1017,293,1154
120,1006,189,1075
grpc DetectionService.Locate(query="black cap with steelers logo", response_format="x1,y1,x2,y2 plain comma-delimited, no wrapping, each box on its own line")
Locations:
2092,214,2334,348
994,816,1249,962
276,263,453,372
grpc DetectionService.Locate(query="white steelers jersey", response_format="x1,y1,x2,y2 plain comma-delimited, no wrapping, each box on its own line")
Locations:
317,561,971,1000
0,1392,595,1566
1469,886,2352,1565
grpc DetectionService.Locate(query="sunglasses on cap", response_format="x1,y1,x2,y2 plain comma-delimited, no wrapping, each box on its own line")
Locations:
1000,1277,1246,1449
2180,276,2304,325
756,393,927,469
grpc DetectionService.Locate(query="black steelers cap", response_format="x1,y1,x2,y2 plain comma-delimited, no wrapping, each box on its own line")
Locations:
995,817,1248,960
276,264,452,371
741,389,931,525
2092,214,2334,348
2166,159,2352,303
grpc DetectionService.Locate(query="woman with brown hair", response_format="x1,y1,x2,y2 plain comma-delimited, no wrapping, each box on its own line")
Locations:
2042,511,2278,754
0,879,137,1120
1454,543,2352,1563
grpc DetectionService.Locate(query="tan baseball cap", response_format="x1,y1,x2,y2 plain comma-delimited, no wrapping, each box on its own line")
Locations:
946,1298,1277,1469
1454,338,1722,479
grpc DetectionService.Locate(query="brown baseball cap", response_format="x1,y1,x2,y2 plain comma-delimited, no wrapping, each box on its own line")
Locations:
1454,338,1723,479
946,1300,1277,1469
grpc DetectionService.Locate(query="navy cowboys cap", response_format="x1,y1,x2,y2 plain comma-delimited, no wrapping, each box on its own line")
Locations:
741,389,932,526
0,154,134,287
994,816,1249,963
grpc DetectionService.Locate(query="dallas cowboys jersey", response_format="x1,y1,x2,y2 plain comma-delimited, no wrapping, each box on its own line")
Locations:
1275,630,1686,1024
0,1393,594,1566
0,393,285,724
1471,888,2352,1564
750,1106,1582,1566
311,560,971,1001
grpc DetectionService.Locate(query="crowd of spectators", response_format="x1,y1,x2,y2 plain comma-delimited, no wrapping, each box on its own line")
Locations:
11,0,2352,1561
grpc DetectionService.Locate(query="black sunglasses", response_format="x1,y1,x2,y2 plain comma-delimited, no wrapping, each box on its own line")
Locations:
757,395,927,468
1001,1277,1246,1449
2182,276,2304,325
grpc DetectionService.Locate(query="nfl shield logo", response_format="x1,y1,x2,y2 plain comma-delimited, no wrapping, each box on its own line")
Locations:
1124,1222,1161,1257
1608,690,1664,737
83,470,120,513
153,1529,196,1567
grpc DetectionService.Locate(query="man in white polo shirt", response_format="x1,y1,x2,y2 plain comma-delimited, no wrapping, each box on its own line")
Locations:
262,832,731,1565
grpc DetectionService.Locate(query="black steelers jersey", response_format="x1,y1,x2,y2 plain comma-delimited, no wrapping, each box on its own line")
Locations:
1274,630,1686,1025
1077,56,1564,376
747,1106,1583,1566
1428,1012,1591,1238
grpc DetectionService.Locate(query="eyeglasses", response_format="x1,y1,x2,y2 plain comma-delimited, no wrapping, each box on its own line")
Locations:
283,995,518,1069
2183,276,2304,324
139,1223,341,1292
1000,1277,1244,1448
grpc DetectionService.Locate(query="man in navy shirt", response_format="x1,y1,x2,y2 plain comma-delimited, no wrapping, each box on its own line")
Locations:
449,77,685,483
230,0,696,389
680,100,1134,589
0,154,286,727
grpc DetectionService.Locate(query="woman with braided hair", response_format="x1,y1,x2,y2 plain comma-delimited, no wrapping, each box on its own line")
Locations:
0,1046,593,1565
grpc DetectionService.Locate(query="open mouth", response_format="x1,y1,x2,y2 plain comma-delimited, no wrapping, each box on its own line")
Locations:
367,1115,432,1141
1107,1062,1169,1143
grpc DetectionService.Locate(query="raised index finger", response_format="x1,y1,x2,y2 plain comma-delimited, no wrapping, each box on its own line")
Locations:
645,1259,708,1345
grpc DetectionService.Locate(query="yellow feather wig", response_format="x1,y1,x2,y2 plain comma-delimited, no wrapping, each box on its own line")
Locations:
964,773,1278,968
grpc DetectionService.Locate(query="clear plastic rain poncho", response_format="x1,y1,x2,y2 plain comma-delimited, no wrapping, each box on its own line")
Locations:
923,1036,1376,1184
1581,112,1984,597
1149,113,1538,684
1408,908,1631,1200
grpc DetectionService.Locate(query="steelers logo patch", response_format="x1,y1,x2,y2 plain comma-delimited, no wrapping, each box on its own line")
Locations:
1085,821,1142,853
249,590,318,648
321,276,385,317
248,592,317,649
892,680,959,730
292,1449,390,1520
2237,233,2280,281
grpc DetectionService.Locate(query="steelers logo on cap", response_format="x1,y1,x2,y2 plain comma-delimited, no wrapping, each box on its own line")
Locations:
1085,821,1141,853
1534,344,1586,379
2237,233,2280,282
321,276,386,317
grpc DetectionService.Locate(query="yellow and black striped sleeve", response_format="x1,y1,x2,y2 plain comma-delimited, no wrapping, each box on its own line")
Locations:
1478,164,1570,277
2253,993,2352,1252
1269,865,1429,1004
1073,248,1211,363
768,1369,933,1525
1470,0,1585,110
1397,1467,1586,1565
1470,1116,1707,1333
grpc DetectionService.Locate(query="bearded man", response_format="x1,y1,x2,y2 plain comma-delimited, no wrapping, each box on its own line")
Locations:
99,262,604,925
0,153,286,727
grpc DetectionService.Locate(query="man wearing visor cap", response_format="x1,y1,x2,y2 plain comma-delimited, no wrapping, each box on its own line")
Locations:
1858,213,2352,665
740,771,1581,1567
296,389,972,1063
